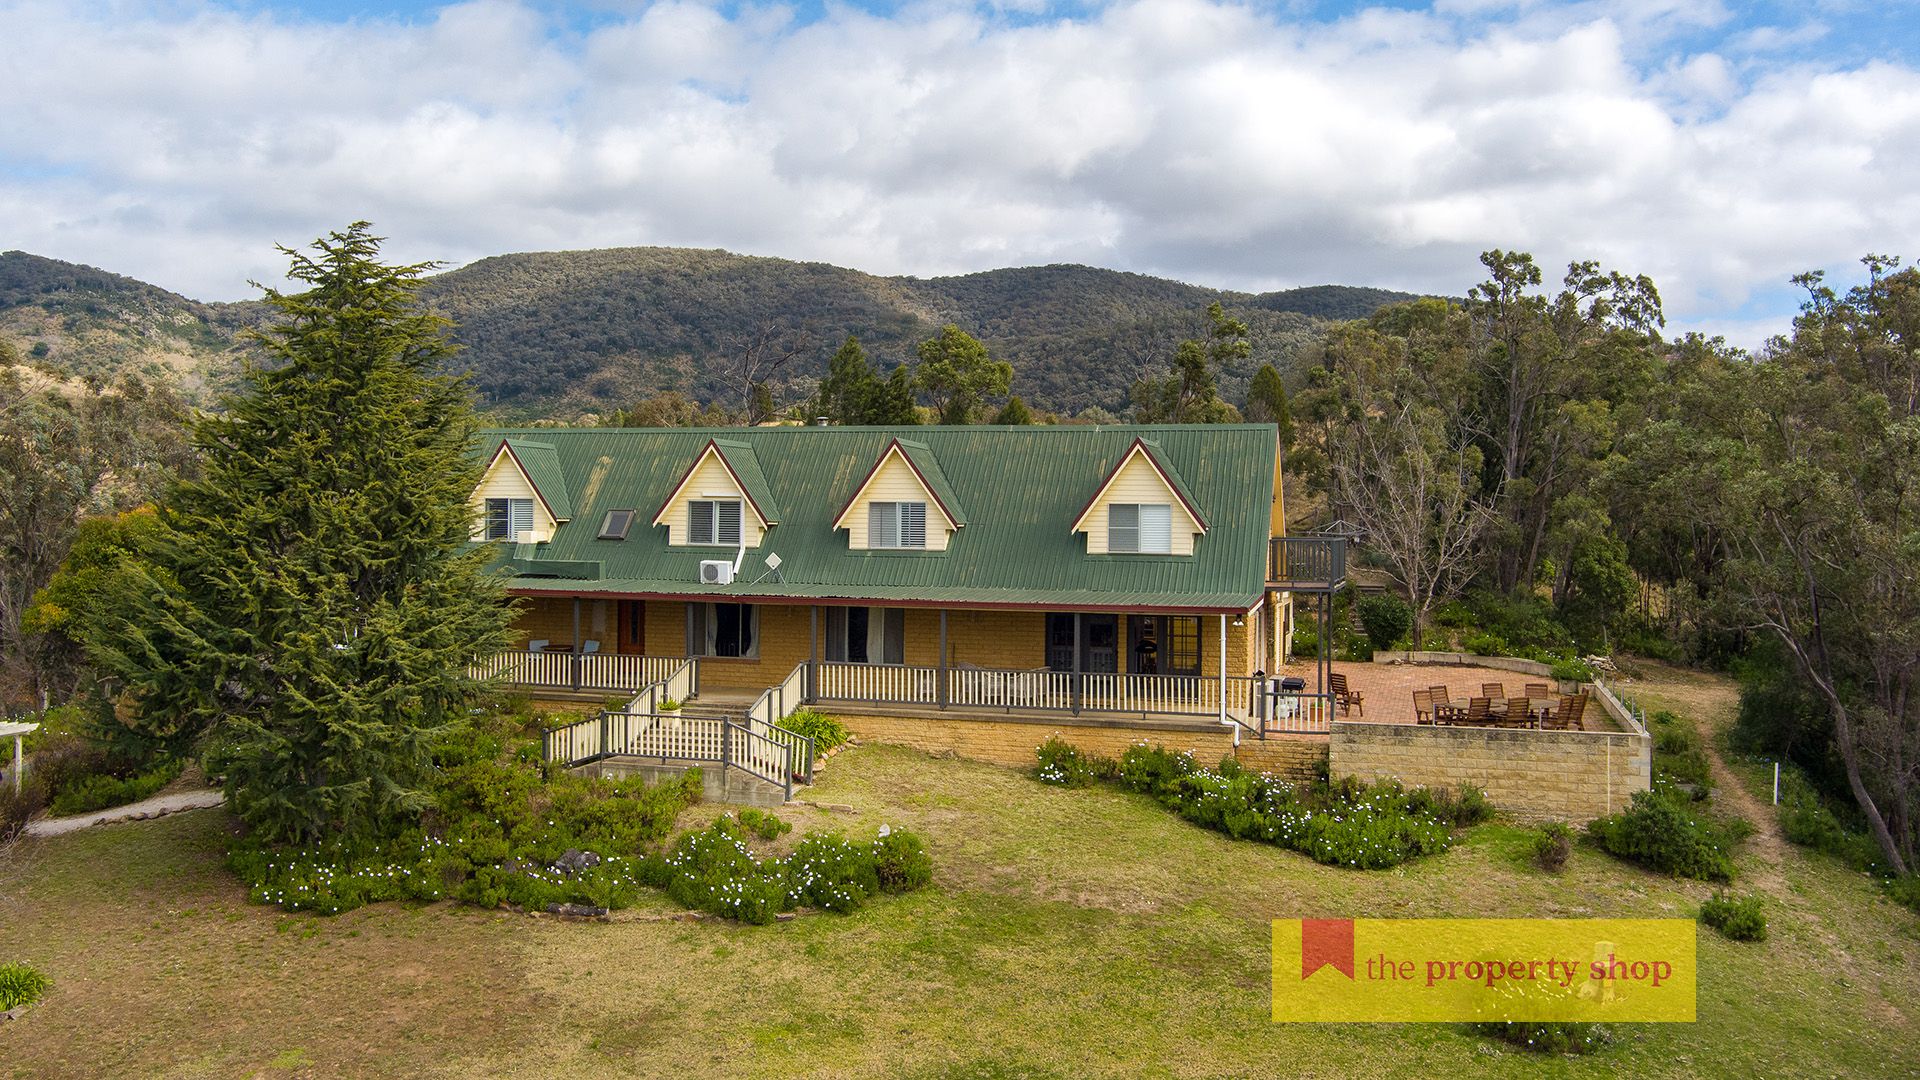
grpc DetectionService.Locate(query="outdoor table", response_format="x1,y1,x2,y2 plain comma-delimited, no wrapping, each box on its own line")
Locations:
1432,698,1554,726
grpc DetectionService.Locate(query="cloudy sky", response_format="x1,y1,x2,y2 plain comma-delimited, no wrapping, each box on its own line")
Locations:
5,0,1918,343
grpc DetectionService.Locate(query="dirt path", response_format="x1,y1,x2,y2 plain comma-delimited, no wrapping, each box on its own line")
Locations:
23,788,225,838
1628,663,1793,894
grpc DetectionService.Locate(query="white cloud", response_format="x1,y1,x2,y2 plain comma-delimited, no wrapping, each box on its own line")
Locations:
0,0,1916,346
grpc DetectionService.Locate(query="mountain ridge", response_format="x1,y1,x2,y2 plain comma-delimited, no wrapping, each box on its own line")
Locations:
1,246,1420,417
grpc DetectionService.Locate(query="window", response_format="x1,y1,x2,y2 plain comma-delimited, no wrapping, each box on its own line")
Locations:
598,509,635,540
1108,503,1172,554
688,499,743,545
486,497,534,541
867,501,927,548
826,607,905,664
687,603,757,658
1129,615,1200,675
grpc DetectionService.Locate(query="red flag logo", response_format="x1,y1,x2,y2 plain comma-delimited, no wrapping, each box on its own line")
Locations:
1301,919,1355,979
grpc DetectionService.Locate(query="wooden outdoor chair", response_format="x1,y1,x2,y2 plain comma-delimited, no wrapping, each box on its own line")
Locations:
1428,685,1450,706
1506,695,1538,728
1329,672,1365,716
1525,682,1552,699
1464,697,1492,726
1568,693,1590,729
1481,681,1506,699
1544,695,1577,731
1413,689,1434,724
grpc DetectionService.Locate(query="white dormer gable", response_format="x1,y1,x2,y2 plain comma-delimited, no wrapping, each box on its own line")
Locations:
652,442,769,547
833,441,960,551
471,443,558,543
1071,440,1207,555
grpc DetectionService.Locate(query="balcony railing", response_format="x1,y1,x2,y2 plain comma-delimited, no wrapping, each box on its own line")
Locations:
471,650,687,693
1268,536,1347,591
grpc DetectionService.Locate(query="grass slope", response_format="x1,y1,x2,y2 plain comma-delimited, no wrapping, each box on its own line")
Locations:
2,668,1914,1078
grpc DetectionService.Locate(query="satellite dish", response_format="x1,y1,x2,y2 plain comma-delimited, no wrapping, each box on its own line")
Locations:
765,552,783,571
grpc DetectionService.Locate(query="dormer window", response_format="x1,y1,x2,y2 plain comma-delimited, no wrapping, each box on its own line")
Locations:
1109,504,1172,554
868,501,928,549
486,498,534,541
598,509,635,540
689,499,743,546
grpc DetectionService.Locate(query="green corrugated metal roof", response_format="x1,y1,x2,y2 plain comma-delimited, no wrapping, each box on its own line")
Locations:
711,439,780,524
473,424,1278,612
502,439,572,520
1137,437,1206,530
892,439,967,526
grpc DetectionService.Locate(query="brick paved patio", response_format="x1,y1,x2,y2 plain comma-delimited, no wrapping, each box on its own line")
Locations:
1277,658,1578,727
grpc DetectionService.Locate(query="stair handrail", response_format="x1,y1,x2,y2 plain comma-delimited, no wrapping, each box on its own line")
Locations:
746,663,816,785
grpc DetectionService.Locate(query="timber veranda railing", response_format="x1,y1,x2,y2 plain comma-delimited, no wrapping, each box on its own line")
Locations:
809,661,1334,735
542,660,816,799
473,650,685,693
1268,536,1347,590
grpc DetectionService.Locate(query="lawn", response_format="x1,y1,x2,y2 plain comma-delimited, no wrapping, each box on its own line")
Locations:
2,666,1916,1078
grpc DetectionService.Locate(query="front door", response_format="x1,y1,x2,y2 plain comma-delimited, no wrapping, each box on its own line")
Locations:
616,600,645,654
1044,613,1119,673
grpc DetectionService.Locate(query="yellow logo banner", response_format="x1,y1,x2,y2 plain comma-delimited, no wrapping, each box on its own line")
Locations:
1272,919,1696,1022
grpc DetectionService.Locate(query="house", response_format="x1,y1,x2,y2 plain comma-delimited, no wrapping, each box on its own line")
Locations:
469,424,1345,791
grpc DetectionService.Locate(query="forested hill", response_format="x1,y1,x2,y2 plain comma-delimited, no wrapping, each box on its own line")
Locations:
0,245,1418,418
0,250,253,394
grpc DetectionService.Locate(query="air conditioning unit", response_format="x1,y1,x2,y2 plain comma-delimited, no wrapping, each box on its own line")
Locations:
699,560,735,585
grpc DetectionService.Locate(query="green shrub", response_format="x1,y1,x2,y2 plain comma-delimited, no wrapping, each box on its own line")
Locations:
872,830,933,893
1549,657,1596,683
1586,790,1736,882
1648,710,1713,795
48,758,183,816
1698,892,1767,941
778,709,849,753
787,831,881,913
0,962,50,1010
231,720,702,916
1462,631,1508,656
1432,600,1475,628
736,808,791,841
1886,875,1920,914
1289,623,1320,658
1118,743,1197,793
1532,822,1574,872
1034,736,1115,787
1466,1019,1611,1055
663,817,789,924
1357,593,1413,651
1106,744,1469,870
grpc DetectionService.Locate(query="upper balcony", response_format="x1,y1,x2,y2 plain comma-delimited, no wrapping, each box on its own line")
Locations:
1268,536,1347,592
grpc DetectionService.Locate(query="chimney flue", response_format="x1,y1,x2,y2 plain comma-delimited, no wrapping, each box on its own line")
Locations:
815,416,830,427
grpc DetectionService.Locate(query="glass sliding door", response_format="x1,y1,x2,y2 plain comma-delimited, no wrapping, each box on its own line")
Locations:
826,607,905,664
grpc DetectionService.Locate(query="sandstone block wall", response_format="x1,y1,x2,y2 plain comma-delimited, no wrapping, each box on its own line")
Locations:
1329,721,1650,822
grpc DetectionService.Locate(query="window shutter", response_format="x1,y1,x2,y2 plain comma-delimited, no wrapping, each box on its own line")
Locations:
510,499,534,539
901,502,927,548
869,502,899,548
689,501,715,544
1109,504,1140,552
717,500,743,545
1140,504,1172,554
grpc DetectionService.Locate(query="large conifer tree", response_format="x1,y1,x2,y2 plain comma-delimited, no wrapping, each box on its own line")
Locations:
89,224,513,842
